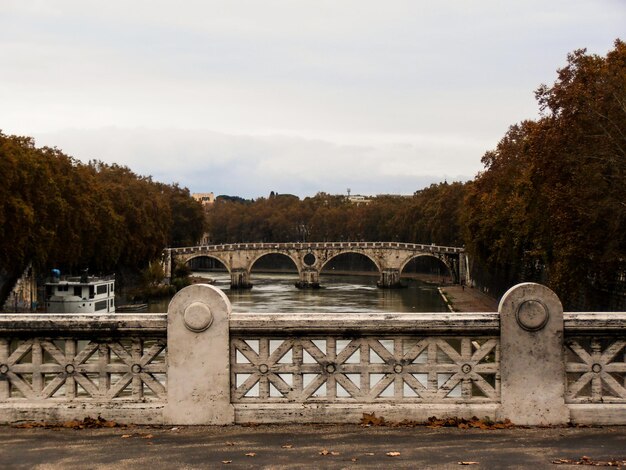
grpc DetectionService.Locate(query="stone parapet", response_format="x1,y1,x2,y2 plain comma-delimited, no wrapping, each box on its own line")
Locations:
0,283,624,425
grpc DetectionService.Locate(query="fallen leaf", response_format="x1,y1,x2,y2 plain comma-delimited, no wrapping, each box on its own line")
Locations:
281,444,293,449
221,461,232,464
142,434,153,439
225,441,235,446
121,434,132,438
245,453,256,457
331,452,340,456
170,427,179,431
351,458,358,462
458,462,479,465
386,452,401,457
364,452,375,456
361,412,386,426
319,449,330,456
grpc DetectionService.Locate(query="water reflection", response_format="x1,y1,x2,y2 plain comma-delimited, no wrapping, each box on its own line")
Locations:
148,272,448,313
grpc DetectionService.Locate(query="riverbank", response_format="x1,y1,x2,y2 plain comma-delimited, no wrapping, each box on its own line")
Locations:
439,285,498,312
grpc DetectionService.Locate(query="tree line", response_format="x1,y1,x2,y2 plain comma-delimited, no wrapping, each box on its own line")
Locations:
206,40,626,310
0,133,205,301
2,40,623,310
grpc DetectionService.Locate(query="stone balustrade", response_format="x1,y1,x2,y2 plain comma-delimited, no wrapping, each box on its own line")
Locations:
0,283,625,425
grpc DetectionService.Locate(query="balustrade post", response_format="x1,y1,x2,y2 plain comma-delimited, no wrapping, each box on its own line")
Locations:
498,283,569,425
164,284,234,425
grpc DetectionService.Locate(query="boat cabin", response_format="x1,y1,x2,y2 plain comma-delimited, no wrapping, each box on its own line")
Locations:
45,273,115,313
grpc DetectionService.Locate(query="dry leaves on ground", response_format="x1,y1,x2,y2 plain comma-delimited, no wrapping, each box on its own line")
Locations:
361,413,513,430
427,416,513,430
119,432,154,439
14,416,122,429
361,412,386,426
553,456,626,466
386,452,401,457
319,449,340,456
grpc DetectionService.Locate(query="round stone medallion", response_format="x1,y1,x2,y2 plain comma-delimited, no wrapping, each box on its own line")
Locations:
516,300,549,332
131,364,142,374
393,364,403,374
303,253,316,266
183,301,214,332
259,364,269,374
592,363,602,373
0,364,8,375
65,364,75,374
326,364,336,373
461,364,472,374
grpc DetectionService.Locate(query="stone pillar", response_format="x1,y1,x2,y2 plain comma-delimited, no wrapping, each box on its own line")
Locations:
230,269,252,289
295,269,320,289
377,269,404,288
164,284,235,425
498,282,569,425
162,249,172,281
451,257,459,284
459,254,467,286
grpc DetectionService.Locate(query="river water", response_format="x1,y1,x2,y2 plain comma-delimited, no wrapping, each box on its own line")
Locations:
148,272,449,313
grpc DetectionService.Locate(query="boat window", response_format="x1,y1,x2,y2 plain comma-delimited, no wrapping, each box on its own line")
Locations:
95,300,107,311
74,286,82,297
89,286,95,298
58,285,69,292
97,285,107,295
45,286,53,298
110,283,114,292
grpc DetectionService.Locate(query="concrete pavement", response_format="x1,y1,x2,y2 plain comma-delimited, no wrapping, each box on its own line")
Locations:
1,424,625,469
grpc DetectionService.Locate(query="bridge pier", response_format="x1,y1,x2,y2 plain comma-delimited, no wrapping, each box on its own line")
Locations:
230,269,252,289
295,269,320,289
377,269,405,289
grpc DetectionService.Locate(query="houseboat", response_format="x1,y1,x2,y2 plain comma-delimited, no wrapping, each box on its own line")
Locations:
45,270,116,313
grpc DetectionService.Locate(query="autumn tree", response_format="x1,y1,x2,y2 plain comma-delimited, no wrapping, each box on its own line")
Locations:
464,40,626,309
0,132,206,304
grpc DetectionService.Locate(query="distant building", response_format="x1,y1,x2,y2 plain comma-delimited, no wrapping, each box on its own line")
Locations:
347,195,372,205
192,192,215,207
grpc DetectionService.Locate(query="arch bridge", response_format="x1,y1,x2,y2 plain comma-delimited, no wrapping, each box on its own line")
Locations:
164,242,468,289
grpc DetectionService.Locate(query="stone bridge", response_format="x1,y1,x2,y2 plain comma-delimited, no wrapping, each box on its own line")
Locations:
163,242,469,288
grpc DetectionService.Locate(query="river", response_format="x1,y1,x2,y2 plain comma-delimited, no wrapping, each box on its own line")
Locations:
148,272,449,313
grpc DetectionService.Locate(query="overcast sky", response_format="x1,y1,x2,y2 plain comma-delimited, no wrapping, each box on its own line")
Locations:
1,1,624,198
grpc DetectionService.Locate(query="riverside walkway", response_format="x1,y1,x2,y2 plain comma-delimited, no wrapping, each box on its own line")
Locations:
440,285,499,312
1,423,625,469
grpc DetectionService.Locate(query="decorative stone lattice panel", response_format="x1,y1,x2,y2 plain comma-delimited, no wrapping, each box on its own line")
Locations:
0,338,166,401
565,338,626,403
231,337,499,403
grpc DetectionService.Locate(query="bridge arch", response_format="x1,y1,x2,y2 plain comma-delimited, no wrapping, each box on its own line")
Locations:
184,254,231,273
399,254,455,282
320,251,382,274
248,251,302,277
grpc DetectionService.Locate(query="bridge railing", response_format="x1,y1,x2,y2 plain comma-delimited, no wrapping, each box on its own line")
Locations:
1,283,625,425
0,314,167,424
169,241,465,254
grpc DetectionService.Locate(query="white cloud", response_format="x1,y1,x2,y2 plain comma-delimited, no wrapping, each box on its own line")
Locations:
2,0,624,197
